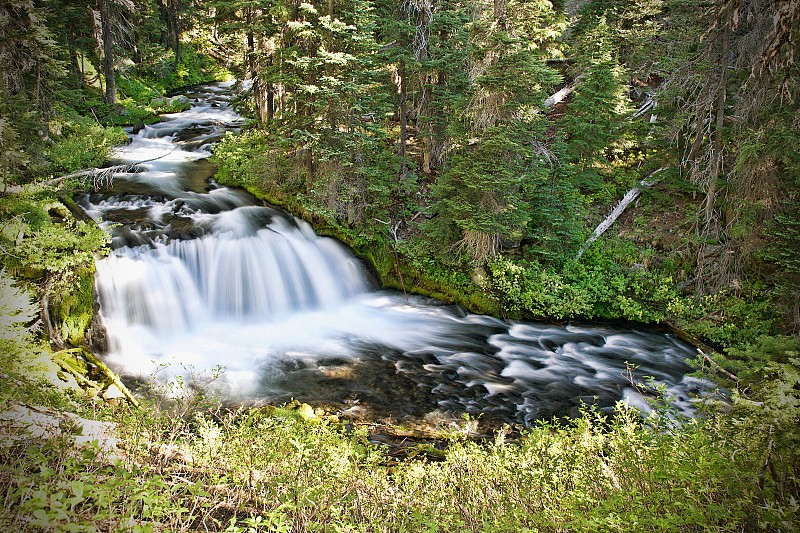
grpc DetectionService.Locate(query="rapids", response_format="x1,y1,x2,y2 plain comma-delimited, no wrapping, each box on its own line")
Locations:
81,82,714,426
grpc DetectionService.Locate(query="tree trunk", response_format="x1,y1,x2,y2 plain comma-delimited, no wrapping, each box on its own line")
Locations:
266,56,275,124
418,73,433,174
398,60,409,184
305,41,317,195
66,26,83,88
246,27,264,124
493,0,506,23
156,0,169,47
576,169,664,260
704,2,731,235
168,0,180,68
99,0,116,105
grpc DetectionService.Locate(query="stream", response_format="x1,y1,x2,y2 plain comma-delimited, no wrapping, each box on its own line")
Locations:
80,83,714,427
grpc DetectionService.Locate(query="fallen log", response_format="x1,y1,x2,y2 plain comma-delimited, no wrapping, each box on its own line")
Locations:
576,168,666,260
2,147,175,195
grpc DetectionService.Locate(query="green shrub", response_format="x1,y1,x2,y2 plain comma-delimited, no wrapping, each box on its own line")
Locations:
45,119,127,174
487,236,684,322
5,397,793,532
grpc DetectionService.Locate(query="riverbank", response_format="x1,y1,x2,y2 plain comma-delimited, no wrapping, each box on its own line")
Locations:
2,335,798,531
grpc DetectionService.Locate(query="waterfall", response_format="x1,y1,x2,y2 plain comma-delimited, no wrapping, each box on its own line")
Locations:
96,220,370,332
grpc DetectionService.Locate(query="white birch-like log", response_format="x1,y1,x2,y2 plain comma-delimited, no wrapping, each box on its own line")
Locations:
575,168,665,260
2,148,175,195
544,75,585,110
544,86,574,109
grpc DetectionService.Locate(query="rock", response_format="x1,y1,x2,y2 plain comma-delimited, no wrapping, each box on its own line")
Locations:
296,403,316,420
103,383,126,402
87,298,108,354
151,96,168,107
168,95,191,110
102,384,126,404
0,402,118,452
470,266,488,287
341,405,366,419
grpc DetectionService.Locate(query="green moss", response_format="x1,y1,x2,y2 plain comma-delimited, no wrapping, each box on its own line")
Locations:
50,265,96,346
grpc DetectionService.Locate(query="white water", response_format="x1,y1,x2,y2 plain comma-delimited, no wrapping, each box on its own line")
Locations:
84,83,715,424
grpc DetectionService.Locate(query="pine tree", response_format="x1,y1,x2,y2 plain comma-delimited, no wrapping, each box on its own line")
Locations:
562,16,631,187
428,0,563,263
0,0,65,183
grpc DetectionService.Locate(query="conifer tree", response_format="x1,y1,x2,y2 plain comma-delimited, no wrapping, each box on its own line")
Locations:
0,0,64,182
562,16,631,189
428,0,563,263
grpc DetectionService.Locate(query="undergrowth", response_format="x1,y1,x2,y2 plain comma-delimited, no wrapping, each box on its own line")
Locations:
1,387,798,532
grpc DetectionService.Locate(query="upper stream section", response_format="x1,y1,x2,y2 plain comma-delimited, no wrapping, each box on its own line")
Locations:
81,83,714,427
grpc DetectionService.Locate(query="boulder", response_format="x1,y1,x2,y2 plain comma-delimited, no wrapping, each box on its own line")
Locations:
168,95,191,110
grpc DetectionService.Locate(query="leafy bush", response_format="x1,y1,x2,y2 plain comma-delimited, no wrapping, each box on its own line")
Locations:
116,75,161,102
676,288,779,348
0,189,110,347
138,45,230,94
4,394,797,532
487,237,684,322
45,119,127,174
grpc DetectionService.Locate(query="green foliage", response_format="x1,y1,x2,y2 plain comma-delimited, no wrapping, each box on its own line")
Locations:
703,336,800,521
212,128,302,200
0,0,65,183
4,392,798,532
116,75,161,102
0,268,101,414
488,238,684,321
45,118,127,174
0,188,110,348
0,268,38,344
431,124,546,262
139,44,230,94
49,265,96,346
571,0,665,73
563,19,632,187
0,440,185,532
677,288,779,348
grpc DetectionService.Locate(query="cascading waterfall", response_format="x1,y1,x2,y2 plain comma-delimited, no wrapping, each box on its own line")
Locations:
84,82,714,425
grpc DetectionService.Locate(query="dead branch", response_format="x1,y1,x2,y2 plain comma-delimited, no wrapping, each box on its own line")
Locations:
543,75,585,110
697,348,739,383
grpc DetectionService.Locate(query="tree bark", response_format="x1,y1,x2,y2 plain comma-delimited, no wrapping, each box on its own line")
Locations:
168,0,180,68
576,169,665,260
266,56,275,124
66,26,84,88
99,0,116,105
246,26,263,123
704,2,731,235
398,60,409,184
156,0,169,48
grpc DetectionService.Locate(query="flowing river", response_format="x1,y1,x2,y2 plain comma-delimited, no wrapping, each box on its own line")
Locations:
81,83,713,427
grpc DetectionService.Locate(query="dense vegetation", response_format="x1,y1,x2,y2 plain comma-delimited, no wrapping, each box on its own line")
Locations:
1,0,798,530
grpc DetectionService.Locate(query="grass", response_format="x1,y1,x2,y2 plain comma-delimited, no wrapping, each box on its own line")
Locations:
1,361,798,532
